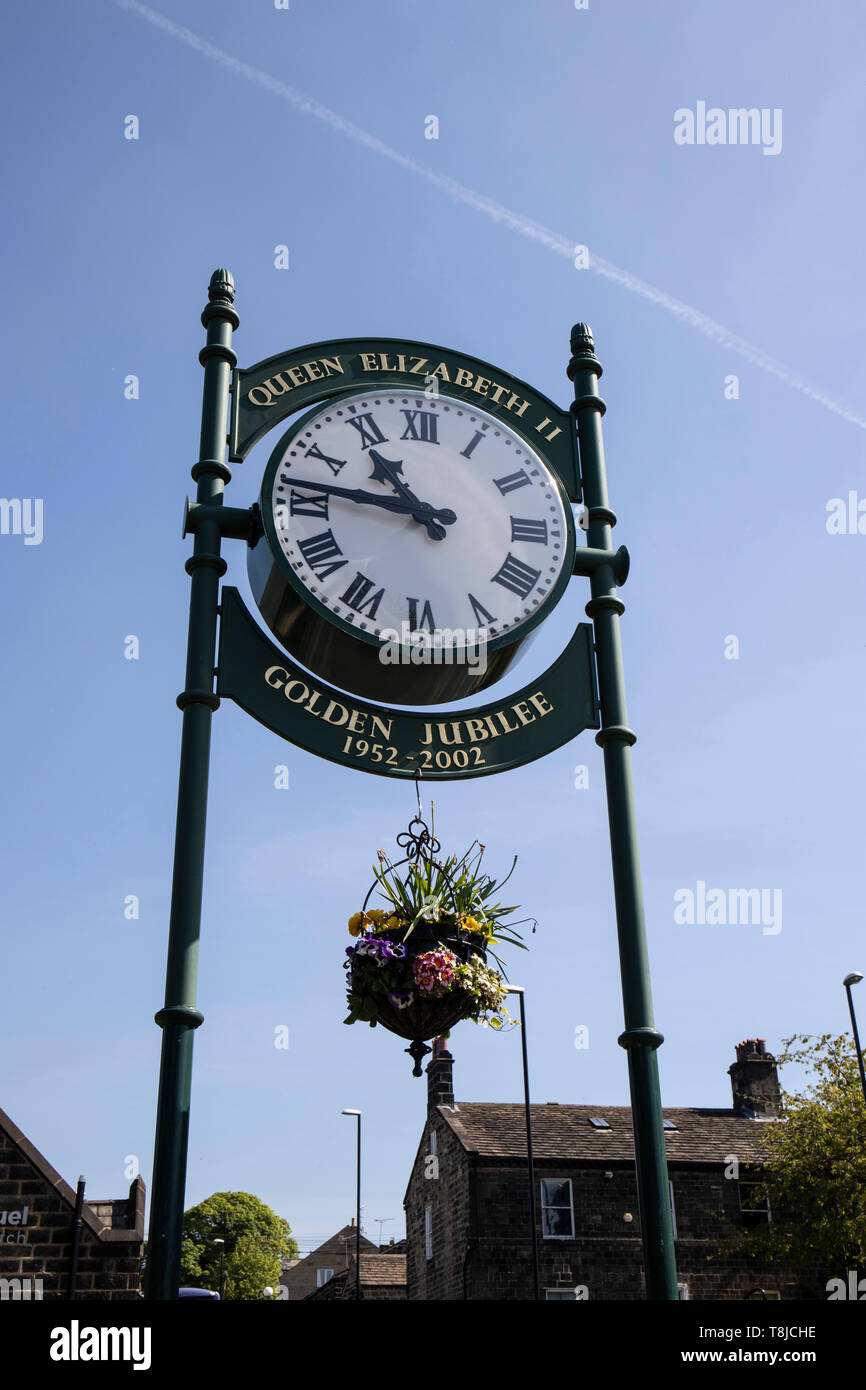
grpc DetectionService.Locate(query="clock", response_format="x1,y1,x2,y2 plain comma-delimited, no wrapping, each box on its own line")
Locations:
247,388,576,703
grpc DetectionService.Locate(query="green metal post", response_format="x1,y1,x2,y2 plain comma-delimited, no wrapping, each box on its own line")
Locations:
145,270,238,1299
568,324,679,1300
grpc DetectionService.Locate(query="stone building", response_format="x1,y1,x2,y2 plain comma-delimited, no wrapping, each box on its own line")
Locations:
403,1038,824,1300
305,1251,407,1300
277,1222,378,1300
0,1104,144,1300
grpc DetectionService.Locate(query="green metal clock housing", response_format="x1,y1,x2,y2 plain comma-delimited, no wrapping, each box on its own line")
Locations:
248,386,576,703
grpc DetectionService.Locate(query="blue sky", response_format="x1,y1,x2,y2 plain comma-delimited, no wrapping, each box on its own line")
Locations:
2,0,864,1257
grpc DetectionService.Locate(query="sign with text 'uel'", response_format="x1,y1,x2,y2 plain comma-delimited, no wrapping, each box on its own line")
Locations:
216,588,599,781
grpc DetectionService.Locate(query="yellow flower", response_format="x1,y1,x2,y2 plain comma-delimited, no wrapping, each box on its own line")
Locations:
460,914,483,933
348,912,365,936
368,908,387,924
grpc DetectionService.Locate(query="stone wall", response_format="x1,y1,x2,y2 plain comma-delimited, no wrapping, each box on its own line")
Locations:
0,1116,144,1301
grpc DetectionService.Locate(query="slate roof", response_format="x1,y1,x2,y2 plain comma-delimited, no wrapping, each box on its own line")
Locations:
358,1253,408,1286
438,1104,778,1165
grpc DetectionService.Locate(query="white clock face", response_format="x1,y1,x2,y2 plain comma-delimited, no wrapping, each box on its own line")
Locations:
266,390,572,644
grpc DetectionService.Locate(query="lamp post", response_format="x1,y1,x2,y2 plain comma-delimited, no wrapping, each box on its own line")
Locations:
843,972,866,1106
342,1109,362,1300
506,986,540,1301
568,325,678,1299
213,1238,225,1300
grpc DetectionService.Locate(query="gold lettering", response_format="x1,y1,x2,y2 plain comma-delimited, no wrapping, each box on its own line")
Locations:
264,665,289,690
248,386,273,407
528,691,554,717
322,699,349,726
505,393,530,417
379,352,398,371
347,708,368,734
484,715,500,739
284,679,310,704
545,426,562,442
370,714,393,740
535,417,553,433
431,361,451,382
262,373,292,398
304,690,326,715
453,367,475,388
473,376,491,396
487,382,508,404
438,722,464,746
359,352,379,372
286,366,307,387
495,709,519,733
419,723,433,745
512,701,535,727
396,354,407,372
409,356,429,375
464,718,489,742
320,357,344,377
302,360,325,381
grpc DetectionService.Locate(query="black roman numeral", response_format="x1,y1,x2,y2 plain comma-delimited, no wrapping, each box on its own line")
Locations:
468,593,496,626
491,553,541,599
305,441,347,476
346,413,388,450
400,409,439,444
298,530,347,580
289,488,330,518
340,572,386,619
407,597,437,632
510,516,548,544
493,469,532,495
460,430,485,459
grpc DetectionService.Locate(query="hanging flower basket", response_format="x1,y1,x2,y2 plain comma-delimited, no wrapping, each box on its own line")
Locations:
343,808,532,1073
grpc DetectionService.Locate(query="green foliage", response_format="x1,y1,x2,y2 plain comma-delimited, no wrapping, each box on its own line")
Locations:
371,826,532,967
224,1234,281,1302
737,1033,866,1269
180,1191,298,1300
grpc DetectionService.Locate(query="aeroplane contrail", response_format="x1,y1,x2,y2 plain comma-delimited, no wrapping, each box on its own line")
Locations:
116,0,866,430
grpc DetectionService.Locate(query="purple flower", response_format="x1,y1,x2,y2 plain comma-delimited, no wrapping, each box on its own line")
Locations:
388,990,414,1010
351,937,407,967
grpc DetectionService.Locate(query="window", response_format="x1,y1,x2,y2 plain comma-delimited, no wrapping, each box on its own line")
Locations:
545,1288,586,1300
588,1117,610,1130
424,1205,433,1260
738,1179,771,1228
669,1181,678,1241
316,1267,334,1288
429,1130,437,1156
540,1179,575,1238
663,1120,679,1132
678,1282,689,1301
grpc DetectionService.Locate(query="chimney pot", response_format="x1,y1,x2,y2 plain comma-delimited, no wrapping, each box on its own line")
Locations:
426,1034,454,1111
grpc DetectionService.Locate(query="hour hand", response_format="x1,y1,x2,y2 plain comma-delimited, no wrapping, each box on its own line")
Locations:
368,450,405,489
367,449,456,540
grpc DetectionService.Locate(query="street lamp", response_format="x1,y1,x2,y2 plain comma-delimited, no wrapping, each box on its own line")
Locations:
342,1109,362,1301
506,986,540,1301
213,1238,225,1300
843,972,866,1106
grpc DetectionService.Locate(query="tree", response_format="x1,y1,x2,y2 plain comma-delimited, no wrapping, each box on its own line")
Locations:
738,1033,866,1270
180,1192,298,1300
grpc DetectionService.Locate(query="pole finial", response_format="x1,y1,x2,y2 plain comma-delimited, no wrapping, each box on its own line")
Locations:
567,321,602,381
208,268,235,303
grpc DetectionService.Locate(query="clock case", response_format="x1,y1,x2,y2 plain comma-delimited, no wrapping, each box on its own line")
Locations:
246,378,578,705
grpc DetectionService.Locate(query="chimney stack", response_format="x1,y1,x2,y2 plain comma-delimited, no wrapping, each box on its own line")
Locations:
728,1038,781,1116
426,1035,454,1111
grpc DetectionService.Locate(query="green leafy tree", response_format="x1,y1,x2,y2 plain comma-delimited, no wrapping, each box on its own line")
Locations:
180,1191,298,1300
737,1033,866,1269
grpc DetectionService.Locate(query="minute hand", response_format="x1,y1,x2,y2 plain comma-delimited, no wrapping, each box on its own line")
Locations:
279,476,456,532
